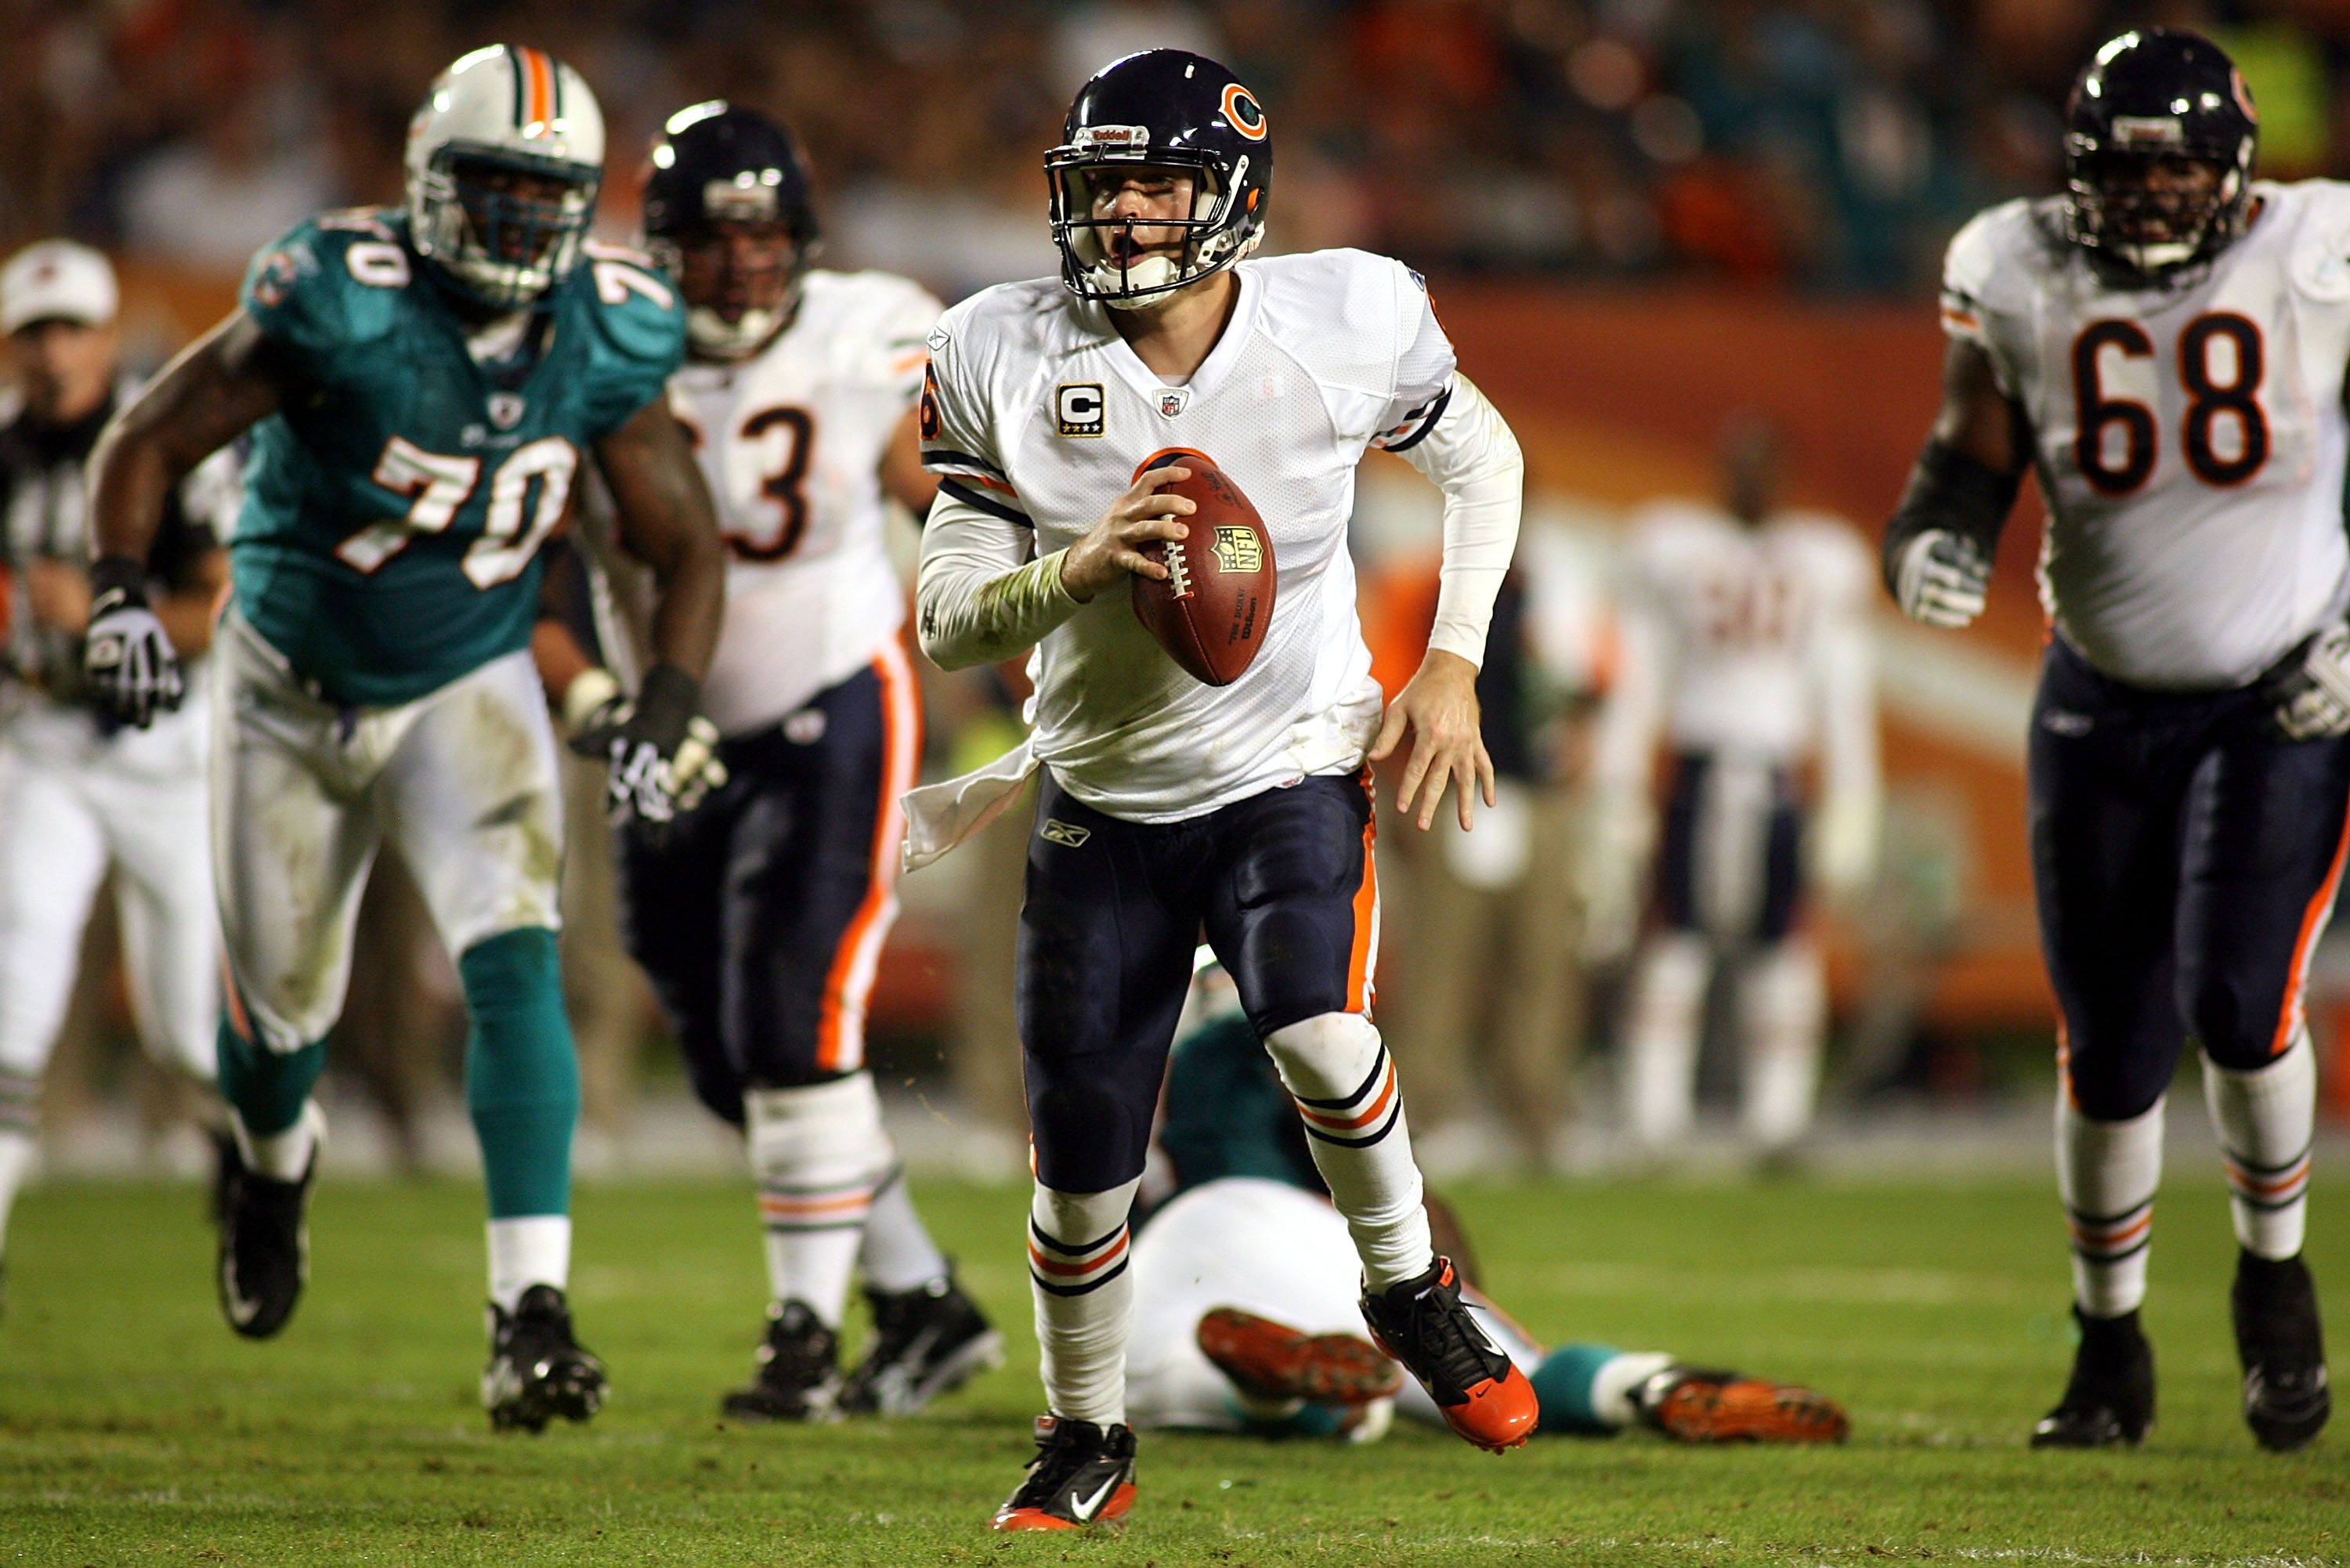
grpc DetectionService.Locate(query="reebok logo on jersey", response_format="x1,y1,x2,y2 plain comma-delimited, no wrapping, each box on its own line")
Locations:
1056,384,1104,437
1041,819,1091,848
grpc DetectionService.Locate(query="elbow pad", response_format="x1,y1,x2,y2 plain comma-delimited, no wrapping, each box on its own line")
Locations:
1881,439,2022,600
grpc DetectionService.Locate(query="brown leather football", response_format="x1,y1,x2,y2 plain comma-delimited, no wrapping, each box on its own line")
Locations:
1130,453,1276,687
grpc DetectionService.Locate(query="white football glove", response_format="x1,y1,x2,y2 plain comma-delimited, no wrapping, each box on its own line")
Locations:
1893,529,1991,629
81,560,184,728
1809,792,1881,905
2271,622,2350,741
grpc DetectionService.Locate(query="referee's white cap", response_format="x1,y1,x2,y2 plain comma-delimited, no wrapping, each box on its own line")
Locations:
2,240,118,334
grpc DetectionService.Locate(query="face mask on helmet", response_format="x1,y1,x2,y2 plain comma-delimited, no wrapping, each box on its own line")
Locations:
415,148,599,310
2069,150,2244,278
653,220,808,360
1049,156,1258,309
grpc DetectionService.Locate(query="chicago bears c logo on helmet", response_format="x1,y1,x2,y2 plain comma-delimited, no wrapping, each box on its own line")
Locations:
1220,83,1267,141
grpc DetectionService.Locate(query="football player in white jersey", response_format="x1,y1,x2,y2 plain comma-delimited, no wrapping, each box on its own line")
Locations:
0,240,233,1298
1887,30,2334,1451
1592,422,1879,1164
908,50,1534,1530
540,103,998,1421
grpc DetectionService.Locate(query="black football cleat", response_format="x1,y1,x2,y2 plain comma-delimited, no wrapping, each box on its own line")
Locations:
990,1414,1137,1532
2031,1306,2153,1448
721,1299,841,1422
216,1149,314,1339
2233,1251,2330,1452
484,1284,606,1433
1359,1257,1538,1451
837,1273,1004,1416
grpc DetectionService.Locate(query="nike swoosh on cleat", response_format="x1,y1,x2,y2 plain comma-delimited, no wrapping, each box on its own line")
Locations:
1070,1473,1119,1520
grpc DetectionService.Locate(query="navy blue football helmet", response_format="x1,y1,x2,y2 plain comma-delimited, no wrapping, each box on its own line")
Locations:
643,101,821,358
1047,49,1272,307
2065,29,2258,282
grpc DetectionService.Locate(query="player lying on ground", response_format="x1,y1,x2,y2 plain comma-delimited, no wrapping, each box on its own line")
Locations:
1126,962,1849,1445
534,102,998,1422
83,45,727,1432
906,49,1531,1532
1886,27,2330,1451
0,240,237,1310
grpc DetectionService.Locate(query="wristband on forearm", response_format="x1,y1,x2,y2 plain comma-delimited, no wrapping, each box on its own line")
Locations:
634,662,701,757
1881,439,2023,598
88,554,152,616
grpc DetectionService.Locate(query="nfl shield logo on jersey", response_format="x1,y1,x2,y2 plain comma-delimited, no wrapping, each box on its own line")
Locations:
487,392,527,430
1158,388,1190,418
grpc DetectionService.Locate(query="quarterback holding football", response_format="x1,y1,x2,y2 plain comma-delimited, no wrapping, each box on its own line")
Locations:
1887,29,2331,1451
909,49,1530,1529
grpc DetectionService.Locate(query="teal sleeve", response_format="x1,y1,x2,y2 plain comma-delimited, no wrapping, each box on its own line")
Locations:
240,217,400,366
571,251,687,439
1159,1017,1321,1195
1529,1344,1626,1437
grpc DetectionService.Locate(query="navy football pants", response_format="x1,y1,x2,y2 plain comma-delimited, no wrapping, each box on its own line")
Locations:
615,656,919,1125
2030,638,2350,1122
1018,769,1378,1194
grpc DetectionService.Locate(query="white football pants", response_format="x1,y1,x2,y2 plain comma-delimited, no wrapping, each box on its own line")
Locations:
212,610,564,1052
0,694,217,1084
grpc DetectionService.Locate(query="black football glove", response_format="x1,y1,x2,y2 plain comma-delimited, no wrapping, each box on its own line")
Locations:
81,555,184,728
566,661,728,824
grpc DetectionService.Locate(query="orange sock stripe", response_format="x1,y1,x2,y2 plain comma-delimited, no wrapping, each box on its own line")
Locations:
2225,1154,2312,1198
2272,793,2350,1057
1295,1060,1397,1133
815,638,922,1075
2066,1210,2153,1252
1027,1230,1128,1278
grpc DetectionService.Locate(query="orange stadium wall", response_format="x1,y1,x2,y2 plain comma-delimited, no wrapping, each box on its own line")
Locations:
1433,283,2056,1035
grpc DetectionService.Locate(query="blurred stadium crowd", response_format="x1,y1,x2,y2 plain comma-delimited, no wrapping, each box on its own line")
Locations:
11,0,2350,1182
5,0,2349,298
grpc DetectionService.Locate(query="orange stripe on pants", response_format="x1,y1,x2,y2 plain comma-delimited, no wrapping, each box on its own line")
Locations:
2271,793,2350,1058
815,637,922,1074
1344,768,1379,1014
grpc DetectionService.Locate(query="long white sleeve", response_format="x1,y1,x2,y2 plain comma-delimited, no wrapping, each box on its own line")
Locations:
914,486,1083,670
1397,373,1524,667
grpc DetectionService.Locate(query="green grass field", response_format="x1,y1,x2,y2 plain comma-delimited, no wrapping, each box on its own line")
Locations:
0,1173,2341,1566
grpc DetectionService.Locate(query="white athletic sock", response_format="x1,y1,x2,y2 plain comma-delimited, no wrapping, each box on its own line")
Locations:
1737,940,1826,1152
858,1165,949,1294
0,1129,33,1258
747,1075,893,1328
233,1099,324,1183
1264,1013,1433,1291
2203,1035,2316,1261
2056,1091,2164,1317
1589,1349,1679,1428
488,1215,571,1311
1622,933,1711,1152
1029,1180,1138,1427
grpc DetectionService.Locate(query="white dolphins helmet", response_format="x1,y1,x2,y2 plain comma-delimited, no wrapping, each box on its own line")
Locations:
405,45,606,309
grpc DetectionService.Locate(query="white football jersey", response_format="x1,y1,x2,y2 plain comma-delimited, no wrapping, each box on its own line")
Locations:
921,249,1455,822
1617,502,1873,764
1943,182,2350,689
595,269,938,735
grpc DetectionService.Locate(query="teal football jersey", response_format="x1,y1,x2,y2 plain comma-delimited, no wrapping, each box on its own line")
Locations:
232,209,683,706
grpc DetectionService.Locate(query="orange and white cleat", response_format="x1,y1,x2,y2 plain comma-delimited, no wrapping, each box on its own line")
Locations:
989,1414,1138,1532
1198,1306,1405,1408
1360,1258,1539,1451
1640,1367,1850,1443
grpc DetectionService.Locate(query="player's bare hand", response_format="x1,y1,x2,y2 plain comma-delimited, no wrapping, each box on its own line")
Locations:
1369,649,1495,832
1059,466,1195,602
